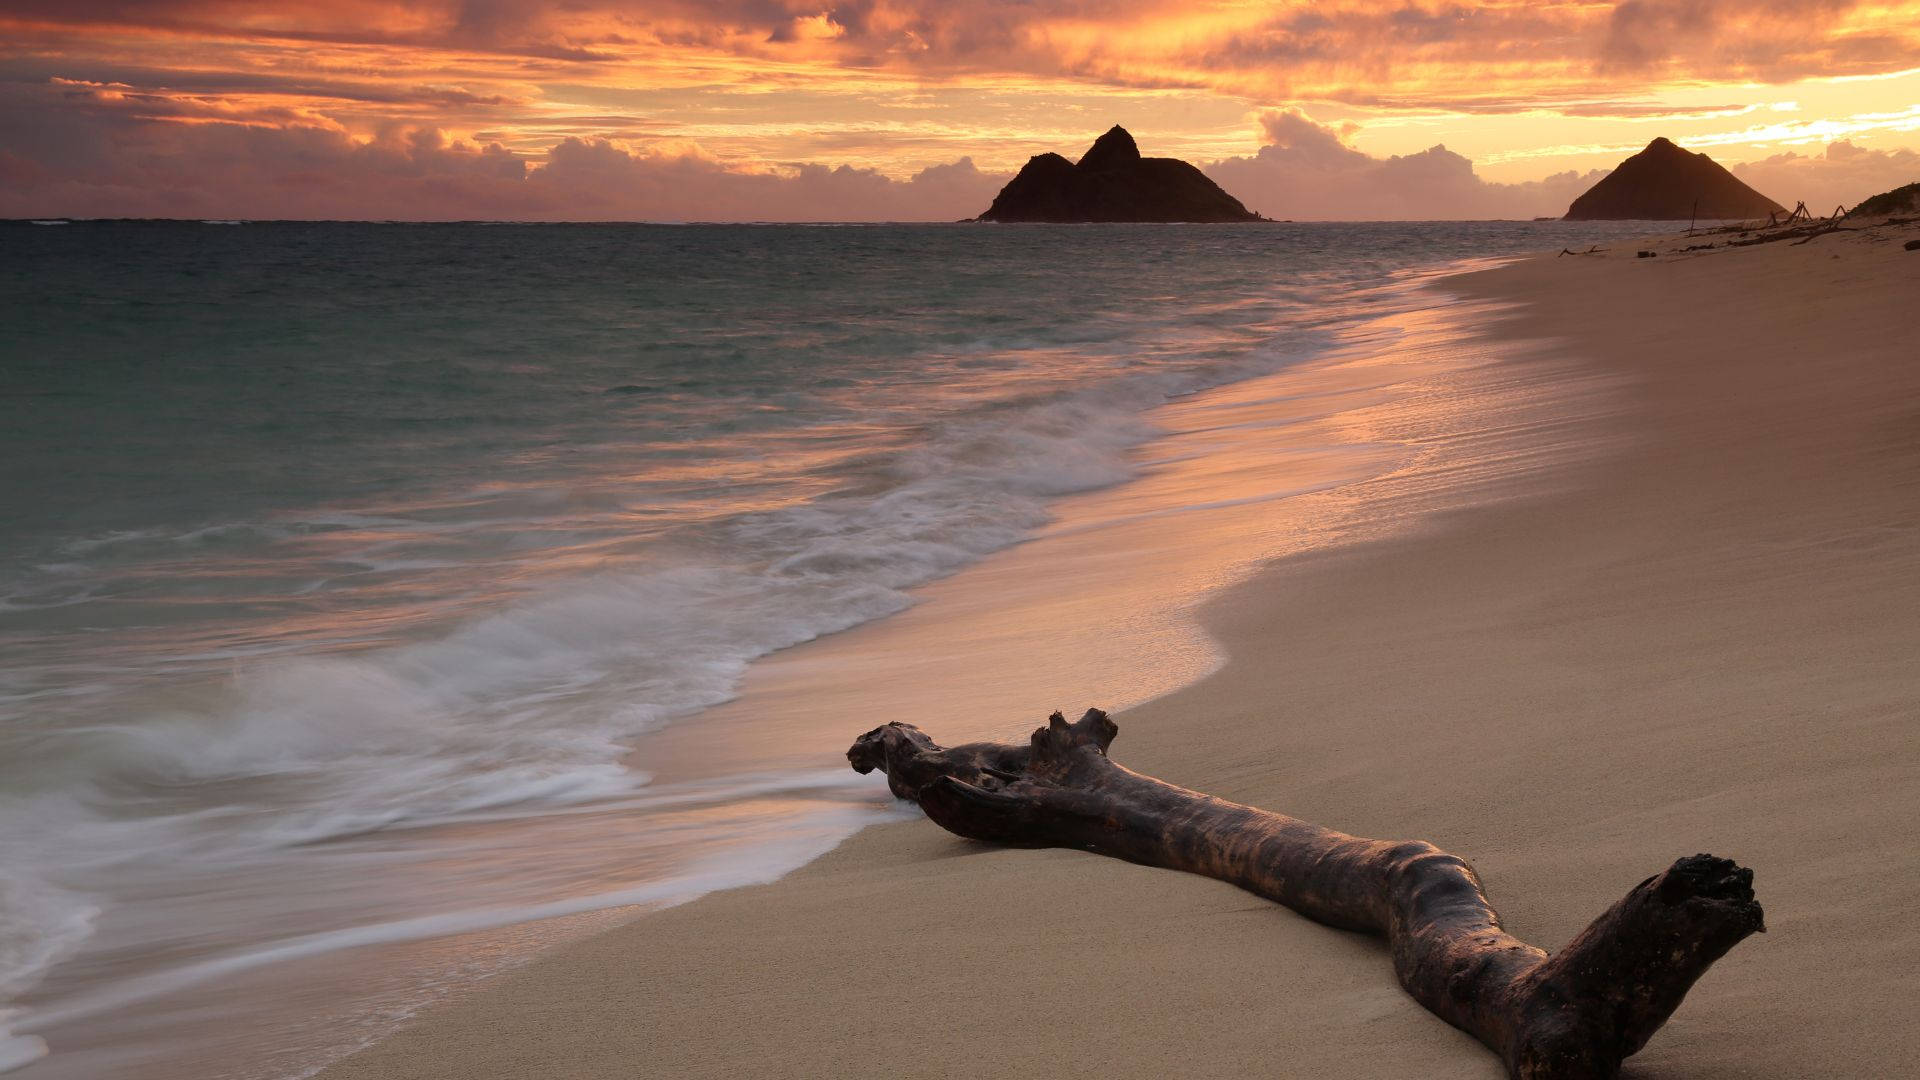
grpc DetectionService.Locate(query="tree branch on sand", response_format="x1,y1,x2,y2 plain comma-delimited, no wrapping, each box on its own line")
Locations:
848,709,1764,1080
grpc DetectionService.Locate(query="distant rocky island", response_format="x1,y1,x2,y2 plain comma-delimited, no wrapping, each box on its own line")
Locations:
1565,137,1783,221
977,126,1264,223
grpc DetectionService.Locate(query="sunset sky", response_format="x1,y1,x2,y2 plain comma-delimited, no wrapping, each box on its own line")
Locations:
4,1,1919,219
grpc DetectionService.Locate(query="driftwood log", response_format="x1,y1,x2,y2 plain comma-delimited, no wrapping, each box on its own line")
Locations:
848,709,1763,1080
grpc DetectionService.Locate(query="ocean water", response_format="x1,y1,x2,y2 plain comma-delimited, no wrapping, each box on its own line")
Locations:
0,219,1649,1077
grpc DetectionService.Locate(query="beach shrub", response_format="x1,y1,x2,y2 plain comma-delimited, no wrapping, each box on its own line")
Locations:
1848,180,1920,217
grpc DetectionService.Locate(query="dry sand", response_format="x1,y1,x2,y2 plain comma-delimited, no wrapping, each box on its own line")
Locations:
320,224,1920,1080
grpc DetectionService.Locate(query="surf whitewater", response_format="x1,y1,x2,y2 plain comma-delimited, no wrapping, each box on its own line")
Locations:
0,218,1652,1078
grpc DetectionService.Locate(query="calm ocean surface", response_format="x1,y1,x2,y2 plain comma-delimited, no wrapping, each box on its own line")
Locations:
0,220,1648,1076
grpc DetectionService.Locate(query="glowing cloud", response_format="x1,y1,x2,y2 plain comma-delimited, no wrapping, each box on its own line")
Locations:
3,1,1919,218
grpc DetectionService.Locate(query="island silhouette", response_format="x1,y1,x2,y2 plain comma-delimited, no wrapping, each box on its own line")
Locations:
1565,138,1784,221
977,126,1265,223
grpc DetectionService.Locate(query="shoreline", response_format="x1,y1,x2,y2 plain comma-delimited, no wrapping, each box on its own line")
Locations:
307,251,1625,1078
318,223,1920,1078
295,259,1551,1080
9,238,1586,1080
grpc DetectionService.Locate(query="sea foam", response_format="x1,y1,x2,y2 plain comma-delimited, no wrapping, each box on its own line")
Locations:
0,219,1658,1076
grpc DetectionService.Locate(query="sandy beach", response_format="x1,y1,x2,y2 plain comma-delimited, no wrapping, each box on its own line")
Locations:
318,223,1920,1080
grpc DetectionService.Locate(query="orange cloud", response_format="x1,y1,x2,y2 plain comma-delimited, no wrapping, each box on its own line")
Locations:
1204,108,1606,219
0,77,1008,219
12,2,1920,100
1733,138,1920,210
4,1,1920,218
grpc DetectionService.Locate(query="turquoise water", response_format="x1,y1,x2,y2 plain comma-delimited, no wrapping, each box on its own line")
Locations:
0,220,1648,1076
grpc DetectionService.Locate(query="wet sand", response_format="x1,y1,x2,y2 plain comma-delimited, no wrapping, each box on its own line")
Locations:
319,224,1920,1079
